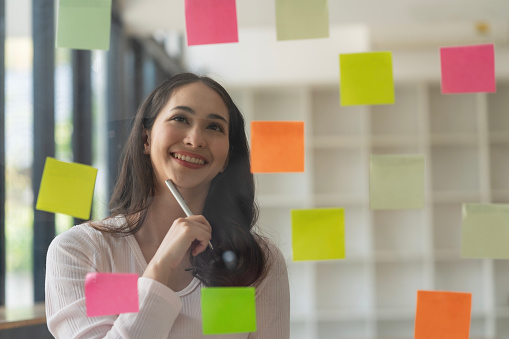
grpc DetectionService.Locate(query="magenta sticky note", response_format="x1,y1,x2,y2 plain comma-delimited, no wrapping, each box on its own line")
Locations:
185,0,238,46
85,273,139,317
440,44,496,94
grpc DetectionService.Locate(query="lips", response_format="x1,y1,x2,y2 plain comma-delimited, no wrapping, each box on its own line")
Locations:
171,152,208,165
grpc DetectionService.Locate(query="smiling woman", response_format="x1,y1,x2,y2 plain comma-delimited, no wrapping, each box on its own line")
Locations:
44,73,290,338
143,81,230,193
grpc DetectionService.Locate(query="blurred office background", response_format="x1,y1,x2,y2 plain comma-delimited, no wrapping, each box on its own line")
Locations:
1,0,509,338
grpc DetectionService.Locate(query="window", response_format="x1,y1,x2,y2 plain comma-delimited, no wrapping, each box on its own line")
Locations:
5,36,33,308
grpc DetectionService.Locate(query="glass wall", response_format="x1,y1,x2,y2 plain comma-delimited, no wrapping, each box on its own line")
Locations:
1,0,182,308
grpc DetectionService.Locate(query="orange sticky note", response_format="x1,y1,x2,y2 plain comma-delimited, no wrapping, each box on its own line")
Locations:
250,121,305,173
415,290,471,339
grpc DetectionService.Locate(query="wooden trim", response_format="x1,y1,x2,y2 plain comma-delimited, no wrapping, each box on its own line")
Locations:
0,303,46,330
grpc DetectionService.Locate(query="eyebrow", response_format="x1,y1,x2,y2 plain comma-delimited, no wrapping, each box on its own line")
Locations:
171,105,228,125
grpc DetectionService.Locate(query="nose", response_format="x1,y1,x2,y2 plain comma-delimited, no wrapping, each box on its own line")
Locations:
184,126,206,148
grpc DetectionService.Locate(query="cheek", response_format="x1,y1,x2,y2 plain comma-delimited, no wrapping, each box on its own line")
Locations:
216,139,230,163
152,126,182,148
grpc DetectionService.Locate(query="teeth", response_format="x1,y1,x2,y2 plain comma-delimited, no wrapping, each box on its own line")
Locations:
173,153,205,165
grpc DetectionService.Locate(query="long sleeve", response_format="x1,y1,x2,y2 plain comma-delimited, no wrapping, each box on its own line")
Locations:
249,241,290,339
45,226,183,339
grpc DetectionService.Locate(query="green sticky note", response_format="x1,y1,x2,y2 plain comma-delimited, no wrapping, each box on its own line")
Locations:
56,0,112,50
461,203,509,259
340,52,395,106
201,287,257,335
291,208,345,261
370,155,425,210
275,0,329,41
36,157,98,220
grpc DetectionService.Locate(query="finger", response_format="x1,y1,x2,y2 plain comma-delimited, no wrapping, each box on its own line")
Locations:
191,240,209,256
173,216,211,234
174,220,211,246
166,218,212,256
189,230,212,256
185,215,212,231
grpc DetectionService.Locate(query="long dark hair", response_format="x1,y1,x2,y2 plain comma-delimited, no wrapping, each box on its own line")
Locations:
96,73,267,287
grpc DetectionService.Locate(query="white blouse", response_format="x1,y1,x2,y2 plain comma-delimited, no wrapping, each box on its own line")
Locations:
45,216,290,338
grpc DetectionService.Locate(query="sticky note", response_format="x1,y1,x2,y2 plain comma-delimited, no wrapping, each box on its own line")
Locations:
440,44,496,94
56,0,112,50
369,155,425,210
250,121,304,173
275,0,329,40
339,52,395,106
184,0,238,46
291,208,345,261
36,157,98,219
201,287,256,335
415,290,471,339
461,203,509,258
85,273,139,317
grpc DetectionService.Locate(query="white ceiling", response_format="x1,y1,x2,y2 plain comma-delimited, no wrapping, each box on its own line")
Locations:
121,0,509,48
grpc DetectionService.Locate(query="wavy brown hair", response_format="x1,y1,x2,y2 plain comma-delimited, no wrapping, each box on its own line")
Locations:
95,73,267,287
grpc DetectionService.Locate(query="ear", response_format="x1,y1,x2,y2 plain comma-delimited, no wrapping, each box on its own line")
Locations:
142,129,151,154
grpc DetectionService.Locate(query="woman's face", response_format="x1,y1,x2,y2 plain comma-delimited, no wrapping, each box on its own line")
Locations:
144,82,230,192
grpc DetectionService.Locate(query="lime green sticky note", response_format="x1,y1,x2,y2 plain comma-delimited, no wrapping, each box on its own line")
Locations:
461,203,509,259
275,0,329,41
36,157,98,220
201,287,257,335
370,155,425,210
291,208,345,261
340,52,395,106
56,0,112,50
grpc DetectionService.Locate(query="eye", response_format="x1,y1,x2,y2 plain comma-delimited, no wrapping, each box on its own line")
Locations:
169,115,188,124
207,123,225,133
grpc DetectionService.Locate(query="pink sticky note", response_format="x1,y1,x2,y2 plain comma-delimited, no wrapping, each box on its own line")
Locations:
85,273,139,317
185,0,238,46
440,44,496,94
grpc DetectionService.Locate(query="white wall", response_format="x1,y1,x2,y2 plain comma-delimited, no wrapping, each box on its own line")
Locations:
183,23,509,87
184,25,370,87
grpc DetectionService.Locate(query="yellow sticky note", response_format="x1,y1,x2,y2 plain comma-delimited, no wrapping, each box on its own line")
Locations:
370,155,425,210
461,203,509,259
275,0,329,41
291,208,345,261
340,52,395,106
36,157,98,220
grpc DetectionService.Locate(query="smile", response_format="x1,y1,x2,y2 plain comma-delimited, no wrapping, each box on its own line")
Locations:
171,152,207,165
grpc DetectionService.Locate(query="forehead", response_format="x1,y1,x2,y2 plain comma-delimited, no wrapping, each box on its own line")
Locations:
166,82,229,121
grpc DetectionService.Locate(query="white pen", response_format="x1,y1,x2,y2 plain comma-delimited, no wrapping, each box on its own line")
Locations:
165,179,214,250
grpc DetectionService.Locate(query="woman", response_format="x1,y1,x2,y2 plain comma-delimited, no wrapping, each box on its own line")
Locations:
45,73,290,338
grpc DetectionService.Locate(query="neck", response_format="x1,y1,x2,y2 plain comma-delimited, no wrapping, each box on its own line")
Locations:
138,183,210,244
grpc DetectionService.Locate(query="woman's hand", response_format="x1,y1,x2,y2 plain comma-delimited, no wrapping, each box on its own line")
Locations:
142,215,212,285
